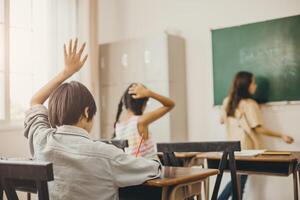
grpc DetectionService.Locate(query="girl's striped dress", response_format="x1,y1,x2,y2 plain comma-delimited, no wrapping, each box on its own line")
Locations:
115,116,156,159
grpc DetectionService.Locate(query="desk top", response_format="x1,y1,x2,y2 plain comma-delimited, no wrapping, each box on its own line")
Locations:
158,151,300,163
144,167,219,187
196,151,300,163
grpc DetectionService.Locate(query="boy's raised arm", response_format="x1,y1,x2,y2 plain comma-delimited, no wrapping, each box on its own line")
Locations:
30,38,88,106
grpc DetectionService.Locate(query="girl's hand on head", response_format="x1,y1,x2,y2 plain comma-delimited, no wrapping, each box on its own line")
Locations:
63,38,88,76
128,83,150,99
281,135,294,144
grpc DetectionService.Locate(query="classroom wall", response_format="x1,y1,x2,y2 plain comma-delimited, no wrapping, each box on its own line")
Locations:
98,0,300,199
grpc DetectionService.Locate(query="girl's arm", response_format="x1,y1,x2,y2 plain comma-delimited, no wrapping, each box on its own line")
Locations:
254,126,294,144
129,84,175,126
30,39,88,106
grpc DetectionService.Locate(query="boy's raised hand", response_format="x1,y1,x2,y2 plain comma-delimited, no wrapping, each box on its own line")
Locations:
64,38,88,76
30,38,88,106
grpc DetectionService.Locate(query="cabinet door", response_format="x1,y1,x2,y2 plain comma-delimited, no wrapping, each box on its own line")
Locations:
100,85,123,126
99,43,123,86
121,40,146,85
144,36,168,82
168,81,188,142
167,34,186,83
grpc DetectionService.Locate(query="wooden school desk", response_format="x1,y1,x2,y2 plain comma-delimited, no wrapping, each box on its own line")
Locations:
119,166,219,200
197,151,300,200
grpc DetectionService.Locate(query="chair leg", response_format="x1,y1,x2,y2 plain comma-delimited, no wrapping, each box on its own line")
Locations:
2,180,19,200
36,181,49,200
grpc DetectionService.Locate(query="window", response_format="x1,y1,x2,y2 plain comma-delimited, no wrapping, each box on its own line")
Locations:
1,0,78,126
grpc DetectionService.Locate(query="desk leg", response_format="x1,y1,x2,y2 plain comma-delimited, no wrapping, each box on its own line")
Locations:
298,170,300,197
204,178,209,200
0,182,3,200
294,171,299,200
228,151,241,200
236,174,241,198
161,187,168,200
212,152,228,200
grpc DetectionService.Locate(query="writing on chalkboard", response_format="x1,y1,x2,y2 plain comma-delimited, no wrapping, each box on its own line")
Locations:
239,46,281,65
239,45,298,84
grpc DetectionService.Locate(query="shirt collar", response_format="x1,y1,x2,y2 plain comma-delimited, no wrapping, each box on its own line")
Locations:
56,125,90,139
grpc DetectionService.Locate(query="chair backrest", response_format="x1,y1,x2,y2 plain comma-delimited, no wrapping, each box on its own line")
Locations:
156,141,241,200
101,139,129,151
0,160,53,200
157,141,240,153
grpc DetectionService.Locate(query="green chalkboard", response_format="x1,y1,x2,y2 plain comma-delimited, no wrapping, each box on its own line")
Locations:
212,15,300,105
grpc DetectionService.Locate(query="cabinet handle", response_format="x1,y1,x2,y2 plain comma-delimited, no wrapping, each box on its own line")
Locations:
144,50,151,64
121,53,128,68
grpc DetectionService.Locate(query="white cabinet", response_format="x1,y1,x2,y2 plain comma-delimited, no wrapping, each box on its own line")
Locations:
99,33,188,142
99,42,123,86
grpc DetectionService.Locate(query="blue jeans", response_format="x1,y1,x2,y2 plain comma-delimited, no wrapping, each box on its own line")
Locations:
217,175,248,200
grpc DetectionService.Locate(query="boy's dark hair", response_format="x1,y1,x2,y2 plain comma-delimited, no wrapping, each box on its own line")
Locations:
48,81,97,127
113,83,149,137
226,71,253,117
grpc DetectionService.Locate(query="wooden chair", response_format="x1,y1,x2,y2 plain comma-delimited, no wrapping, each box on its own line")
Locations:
101,139,129,151
157,141,241,200
0,160,53,200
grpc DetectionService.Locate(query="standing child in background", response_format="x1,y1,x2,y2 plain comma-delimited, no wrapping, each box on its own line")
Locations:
218,71,294,200
114,83,175,159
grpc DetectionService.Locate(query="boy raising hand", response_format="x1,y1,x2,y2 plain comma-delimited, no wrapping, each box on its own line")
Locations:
24,39,161,200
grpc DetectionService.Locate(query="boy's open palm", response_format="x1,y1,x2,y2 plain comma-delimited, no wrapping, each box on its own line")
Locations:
64,38,88,75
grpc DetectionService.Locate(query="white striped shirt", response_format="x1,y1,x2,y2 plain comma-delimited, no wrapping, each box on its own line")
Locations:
115,116,156,159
